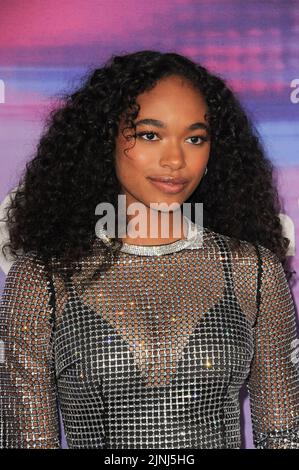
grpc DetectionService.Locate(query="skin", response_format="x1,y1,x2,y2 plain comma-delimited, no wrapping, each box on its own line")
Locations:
114,74,211,245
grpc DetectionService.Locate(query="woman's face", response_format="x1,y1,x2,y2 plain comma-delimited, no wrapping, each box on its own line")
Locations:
114,74,211,214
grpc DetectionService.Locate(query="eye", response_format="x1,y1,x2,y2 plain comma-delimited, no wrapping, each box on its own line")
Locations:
136,131,159,141
136,131,208,145
186,135,208,146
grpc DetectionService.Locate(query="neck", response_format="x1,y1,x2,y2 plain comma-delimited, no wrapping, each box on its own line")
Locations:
119,209,187,246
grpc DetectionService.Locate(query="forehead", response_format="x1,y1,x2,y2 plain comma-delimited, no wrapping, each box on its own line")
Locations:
136,76,207,114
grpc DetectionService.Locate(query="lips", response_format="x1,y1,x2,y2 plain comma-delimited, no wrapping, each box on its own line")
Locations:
147,177,188,194
148,176,189,184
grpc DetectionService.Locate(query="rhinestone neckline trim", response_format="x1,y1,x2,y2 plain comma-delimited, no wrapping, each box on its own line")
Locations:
97,216,204,256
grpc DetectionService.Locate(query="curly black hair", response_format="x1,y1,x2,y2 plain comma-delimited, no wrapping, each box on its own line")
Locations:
1,49,294,283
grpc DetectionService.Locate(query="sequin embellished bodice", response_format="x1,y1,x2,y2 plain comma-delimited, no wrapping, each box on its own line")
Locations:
1,217,299,448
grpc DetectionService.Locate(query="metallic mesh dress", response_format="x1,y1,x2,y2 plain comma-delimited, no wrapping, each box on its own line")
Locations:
1,216,299,449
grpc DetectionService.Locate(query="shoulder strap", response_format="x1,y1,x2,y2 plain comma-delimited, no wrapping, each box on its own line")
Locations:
43,268,62,446
253,243,263,327
45,271,56,331
212,233,235,296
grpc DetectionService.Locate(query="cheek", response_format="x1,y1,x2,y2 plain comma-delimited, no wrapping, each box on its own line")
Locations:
116,141,151,174
190,145,210,171
188,158,208,177
115,147,146,187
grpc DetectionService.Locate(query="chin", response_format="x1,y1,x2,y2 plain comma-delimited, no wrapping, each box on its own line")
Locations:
148,202,183,213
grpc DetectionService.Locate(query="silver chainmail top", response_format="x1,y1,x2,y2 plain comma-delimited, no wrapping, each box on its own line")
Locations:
1,216,299,448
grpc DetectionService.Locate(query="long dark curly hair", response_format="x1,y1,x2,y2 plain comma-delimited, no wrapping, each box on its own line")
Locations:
1,50,294,283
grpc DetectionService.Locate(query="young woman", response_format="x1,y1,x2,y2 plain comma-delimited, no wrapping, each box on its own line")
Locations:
0,50,298,449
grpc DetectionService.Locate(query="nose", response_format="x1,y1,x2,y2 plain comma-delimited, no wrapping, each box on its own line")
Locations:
159,139,186,170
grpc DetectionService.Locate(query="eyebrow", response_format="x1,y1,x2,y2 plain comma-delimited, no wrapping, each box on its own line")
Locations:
134,118,210,133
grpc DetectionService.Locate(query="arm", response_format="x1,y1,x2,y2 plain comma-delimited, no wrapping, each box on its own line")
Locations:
0,253,60,448
246,244,299,448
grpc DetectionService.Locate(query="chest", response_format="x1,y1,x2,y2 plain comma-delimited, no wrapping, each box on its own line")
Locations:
53,282,254,391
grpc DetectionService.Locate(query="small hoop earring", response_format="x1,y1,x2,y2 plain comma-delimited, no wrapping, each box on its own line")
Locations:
204,168,208,176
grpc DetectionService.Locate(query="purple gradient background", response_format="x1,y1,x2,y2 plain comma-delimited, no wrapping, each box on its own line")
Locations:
0,0,298,449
